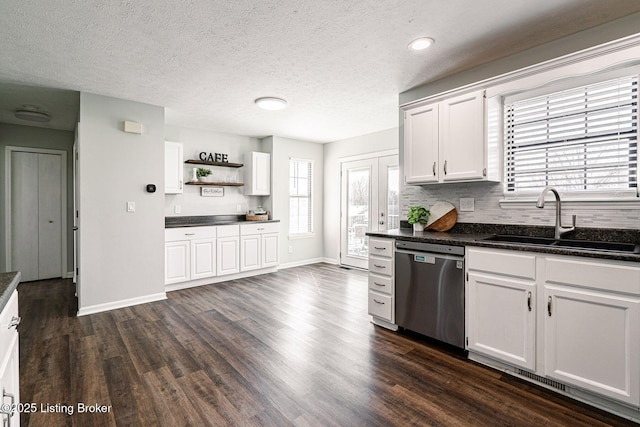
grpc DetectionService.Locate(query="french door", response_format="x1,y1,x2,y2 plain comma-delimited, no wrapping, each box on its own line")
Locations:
340,154,399,268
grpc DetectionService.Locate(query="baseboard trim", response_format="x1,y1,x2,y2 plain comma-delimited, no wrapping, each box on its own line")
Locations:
279,258,330,269
77,292,167,316
63,271,74,279
165,267,279,292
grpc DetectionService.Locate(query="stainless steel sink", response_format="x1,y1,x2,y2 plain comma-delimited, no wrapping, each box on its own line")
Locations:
483,234,640,254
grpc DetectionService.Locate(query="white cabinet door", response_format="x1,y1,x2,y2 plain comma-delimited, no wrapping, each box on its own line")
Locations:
165,241,190,284
190,238,216,280
217,237,240,276
165,141,184,194
240,235,261,272
261,233,279,268
244,152,271,195
403,103,439,184
467,272,536,370
0,337,20,427
544,285,640,406
439,90,485,182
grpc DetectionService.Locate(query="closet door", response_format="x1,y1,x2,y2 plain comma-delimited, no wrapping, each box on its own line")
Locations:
11,152,63,281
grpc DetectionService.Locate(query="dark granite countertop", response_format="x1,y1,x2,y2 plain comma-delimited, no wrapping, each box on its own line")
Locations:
166,215,280,228
0,272,21,313
367,223,640,263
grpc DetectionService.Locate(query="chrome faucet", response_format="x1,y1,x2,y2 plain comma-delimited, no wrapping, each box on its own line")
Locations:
536,187,576,240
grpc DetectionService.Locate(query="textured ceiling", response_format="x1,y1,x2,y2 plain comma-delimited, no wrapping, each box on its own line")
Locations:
1,1,640,141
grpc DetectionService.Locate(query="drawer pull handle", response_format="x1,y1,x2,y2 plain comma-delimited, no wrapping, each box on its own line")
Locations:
373,264,385,269
373,282,386,287
8,316,20,329
547,296,552,317
257,228,265,231
185,233,196,236
373,246,386,250
373,299,385,305
527,292,532,312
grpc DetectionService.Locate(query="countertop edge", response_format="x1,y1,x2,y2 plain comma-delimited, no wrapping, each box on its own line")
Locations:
367,230,640,263
166,219,280,229
0,271,21,313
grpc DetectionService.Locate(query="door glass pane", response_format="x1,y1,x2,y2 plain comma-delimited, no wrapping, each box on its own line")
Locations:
387,165,400,230
347,168,370,257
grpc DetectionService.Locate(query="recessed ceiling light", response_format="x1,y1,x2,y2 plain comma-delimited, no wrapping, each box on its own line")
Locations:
408,37,435,51
15,105,50,122
255,97,287,111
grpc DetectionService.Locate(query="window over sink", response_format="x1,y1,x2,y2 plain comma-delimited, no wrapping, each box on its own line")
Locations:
504,74,638,199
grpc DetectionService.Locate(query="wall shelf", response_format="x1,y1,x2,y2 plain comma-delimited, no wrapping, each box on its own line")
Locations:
185,159,243,168
186,181,244,187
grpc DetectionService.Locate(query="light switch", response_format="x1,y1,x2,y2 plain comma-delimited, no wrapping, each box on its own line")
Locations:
460,198,475,212
127,201,136,212
174,205,181,214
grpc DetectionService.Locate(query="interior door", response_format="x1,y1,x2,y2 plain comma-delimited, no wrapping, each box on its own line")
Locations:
340,154,398,269
10,151,63,281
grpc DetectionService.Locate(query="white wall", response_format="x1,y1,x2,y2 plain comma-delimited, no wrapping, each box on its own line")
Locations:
268,136,324,266
323,128,398,262
164,126,267,216
78,93,165,313
0,123,75,273
399,14,640,230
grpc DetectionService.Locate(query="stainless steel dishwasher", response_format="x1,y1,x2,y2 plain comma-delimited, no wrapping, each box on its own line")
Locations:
395,240,465,348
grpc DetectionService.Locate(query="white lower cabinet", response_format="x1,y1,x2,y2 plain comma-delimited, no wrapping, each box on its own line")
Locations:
367,237,395,328
165,227,216,284
543,257,640,406
240,223,279,272
467,247,640,411
216,225,240,276
1,291,20,427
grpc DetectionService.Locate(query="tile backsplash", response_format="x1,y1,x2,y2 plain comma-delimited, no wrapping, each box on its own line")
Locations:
400,181,640,230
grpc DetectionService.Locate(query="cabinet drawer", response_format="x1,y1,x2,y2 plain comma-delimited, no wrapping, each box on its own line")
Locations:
0,291,19,352
369,256,393,276
369,238,393,258
368,291,392,321
165,226,216,242
368,273,393,295
241,222,279,235
467,248,536,280
545,256,640,295
217,224,240,238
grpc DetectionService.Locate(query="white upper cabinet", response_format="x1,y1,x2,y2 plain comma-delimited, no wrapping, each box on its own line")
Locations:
165,141,184,194
402,90,499,184
244,152,271,196
404,103,439,184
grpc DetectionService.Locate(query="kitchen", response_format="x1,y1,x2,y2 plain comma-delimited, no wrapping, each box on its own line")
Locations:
2,1,640,426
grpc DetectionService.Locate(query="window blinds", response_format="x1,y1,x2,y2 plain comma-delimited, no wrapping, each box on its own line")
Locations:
505,75,638,195
289,159,313,234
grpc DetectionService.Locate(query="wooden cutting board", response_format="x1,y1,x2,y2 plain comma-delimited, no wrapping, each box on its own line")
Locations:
425,201,457,232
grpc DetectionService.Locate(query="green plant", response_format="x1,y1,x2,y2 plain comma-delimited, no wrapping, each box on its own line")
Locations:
407,206,430,225
196,167,212,178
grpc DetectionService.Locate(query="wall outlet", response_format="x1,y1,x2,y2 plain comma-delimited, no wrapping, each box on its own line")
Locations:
460,198,475,212
126,201,135,212
174,205,181,214
288,245,293,254
237,204,243,213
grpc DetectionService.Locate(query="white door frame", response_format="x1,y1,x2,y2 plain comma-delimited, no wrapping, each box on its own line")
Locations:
5,146,68,279
339,149,398,268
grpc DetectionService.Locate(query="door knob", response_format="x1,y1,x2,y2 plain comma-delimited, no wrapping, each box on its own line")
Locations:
379,221,384,225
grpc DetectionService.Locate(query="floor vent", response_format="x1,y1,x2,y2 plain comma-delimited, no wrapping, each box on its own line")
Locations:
515,369,567,392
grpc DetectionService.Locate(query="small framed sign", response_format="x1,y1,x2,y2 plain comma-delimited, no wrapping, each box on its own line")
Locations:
201,187,224,197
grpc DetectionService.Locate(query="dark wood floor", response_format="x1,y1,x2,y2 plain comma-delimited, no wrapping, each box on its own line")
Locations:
17,264,637,426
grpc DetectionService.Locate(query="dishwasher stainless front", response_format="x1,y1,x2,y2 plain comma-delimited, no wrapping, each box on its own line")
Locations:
395,240,465,348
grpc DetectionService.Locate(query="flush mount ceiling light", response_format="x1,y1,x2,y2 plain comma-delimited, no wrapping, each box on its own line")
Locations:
255,97,287,111
408,37,435,51
15,105,50,122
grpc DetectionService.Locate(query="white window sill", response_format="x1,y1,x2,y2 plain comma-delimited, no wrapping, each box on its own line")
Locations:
499,197,640,210
289,233,315,240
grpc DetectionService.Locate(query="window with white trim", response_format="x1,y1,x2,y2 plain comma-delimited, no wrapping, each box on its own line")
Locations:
504,75,638,197
289,158,313,235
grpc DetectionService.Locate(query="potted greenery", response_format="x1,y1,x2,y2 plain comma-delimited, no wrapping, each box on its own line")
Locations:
407,206,430,232
196,167,212,182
